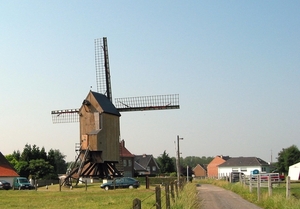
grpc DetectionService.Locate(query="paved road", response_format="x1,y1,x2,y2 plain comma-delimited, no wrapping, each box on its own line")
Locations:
197,184,263,209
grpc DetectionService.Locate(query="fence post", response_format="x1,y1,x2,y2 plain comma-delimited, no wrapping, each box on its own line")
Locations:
165,183,170,209
257,175,260,201
249,176,252,193
174,181,179,198
132,198,141,209
146,176,149,189
155,186,161,209
268,175,272,197
85,180,87,191
286,176,290,199
170,182,175,202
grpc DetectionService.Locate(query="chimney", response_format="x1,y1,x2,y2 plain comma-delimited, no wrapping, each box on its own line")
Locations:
121,139,125,147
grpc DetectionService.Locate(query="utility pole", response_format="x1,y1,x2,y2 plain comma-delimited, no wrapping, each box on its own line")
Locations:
176,135,183,186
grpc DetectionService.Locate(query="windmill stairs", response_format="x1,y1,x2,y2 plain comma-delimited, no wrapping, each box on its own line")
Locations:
61,143,122,186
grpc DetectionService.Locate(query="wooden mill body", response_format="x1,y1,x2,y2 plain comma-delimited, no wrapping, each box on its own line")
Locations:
79,91,120,165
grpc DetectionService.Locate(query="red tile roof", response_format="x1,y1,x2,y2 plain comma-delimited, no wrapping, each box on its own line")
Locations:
0,152,19,177
119,141,134,157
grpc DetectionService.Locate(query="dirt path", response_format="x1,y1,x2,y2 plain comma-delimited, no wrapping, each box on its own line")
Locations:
197,184,263,209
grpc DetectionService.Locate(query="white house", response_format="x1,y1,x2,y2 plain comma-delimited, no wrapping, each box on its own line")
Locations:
0,152,19,185
218,157,270,178
288,162,300,180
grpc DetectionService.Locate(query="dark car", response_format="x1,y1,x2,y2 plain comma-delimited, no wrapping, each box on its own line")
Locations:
0,180,11,190
100,177,140,190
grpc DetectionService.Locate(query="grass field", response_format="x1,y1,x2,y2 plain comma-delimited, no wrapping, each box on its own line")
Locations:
0,184,156,209
0,182,200,209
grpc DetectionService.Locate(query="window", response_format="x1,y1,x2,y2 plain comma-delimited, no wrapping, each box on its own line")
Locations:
147,166,150,172
241,168,247,172
128,159,132,167
261,167,266,172
123,159,127,167
152,166,156,171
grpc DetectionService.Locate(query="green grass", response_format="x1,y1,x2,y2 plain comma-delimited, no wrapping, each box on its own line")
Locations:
0,182,200,209
0,184,156,209
171,182,201,209
195,179,300,209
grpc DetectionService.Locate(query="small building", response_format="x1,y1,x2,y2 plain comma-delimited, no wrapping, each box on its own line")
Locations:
193,164,207,178
207,155,230,178
134,154,160,176
288,162,300,180
218,157,270,178
0,152,19,185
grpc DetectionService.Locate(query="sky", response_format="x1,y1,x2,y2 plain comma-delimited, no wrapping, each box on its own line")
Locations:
1,1,300,163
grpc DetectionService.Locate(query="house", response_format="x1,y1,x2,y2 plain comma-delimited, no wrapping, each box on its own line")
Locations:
0,152,19,185
218,157,270,178
134,154,160,176
288,162,300,180
118,140,135,177
193,164,207,178
207,155,230,178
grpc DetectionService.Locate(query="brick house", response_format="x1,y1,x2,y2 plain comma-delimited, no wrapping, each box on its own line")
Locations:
118,140,135,177
193,164,207,178
207,155,230,178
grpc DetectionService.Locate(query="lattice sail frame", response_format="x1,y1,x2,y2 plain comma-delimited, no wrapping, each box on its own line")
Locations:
95,37,112,101
51,109,79,123
115,94,179,112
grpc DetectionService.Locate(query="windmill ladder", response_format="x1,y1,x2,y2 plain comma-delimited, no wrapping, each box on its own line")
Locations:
77,146,90,177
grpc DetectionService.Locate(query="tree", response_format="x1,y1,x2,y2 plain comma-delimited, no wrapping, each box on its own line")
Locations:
47,149,67,174
276,145,300,175
156,151,175,174
5,144,67,179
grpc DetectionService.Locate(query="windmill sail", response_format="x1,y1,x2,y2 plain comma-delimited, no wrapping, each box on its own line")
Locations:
95,37,112,101
115,94,179,112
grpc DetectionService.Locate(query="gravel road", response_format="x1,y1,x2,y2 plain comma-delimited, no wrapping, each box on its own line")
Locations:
197,184,263,209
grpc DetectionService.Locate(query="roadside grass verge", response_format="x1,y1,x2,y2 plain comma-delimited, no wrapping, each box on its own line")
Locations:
195,179,300,209
172,182,201,209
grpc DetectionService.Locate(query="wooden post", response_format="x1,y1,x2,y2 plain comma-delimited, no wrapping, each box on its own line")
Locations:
155,186,161,209
175,180,179,198
257,175,260,201
170,182,175,202
132,198,141,209
59,179,61,192
286,176,290,199
85,180,87,191
146,176,149,189
249,176,252,193
268,175,272,197
165,183,170,209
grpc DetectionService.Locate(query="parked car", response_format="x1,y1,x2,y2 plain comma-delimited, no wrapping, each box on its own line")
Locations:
12,177,35,190
0,180,11,190
100,177,140,190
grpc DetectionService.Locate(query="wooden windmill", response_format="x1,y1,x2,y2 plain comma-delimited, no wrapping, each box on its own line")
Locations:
51,37,179,184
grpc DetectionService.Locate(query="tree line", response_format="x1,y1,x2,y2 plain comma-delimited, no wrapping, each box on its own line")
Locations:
5,144,67,179
155,150,214,176
5,144,299,180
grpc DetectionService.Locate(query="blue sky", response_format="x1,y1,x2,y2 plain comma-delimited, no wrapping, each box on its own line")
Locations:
1,1,299,162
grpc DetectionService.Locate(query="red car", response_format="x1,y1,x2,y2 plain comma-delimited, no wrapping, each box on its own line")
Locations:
0,180,11,190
